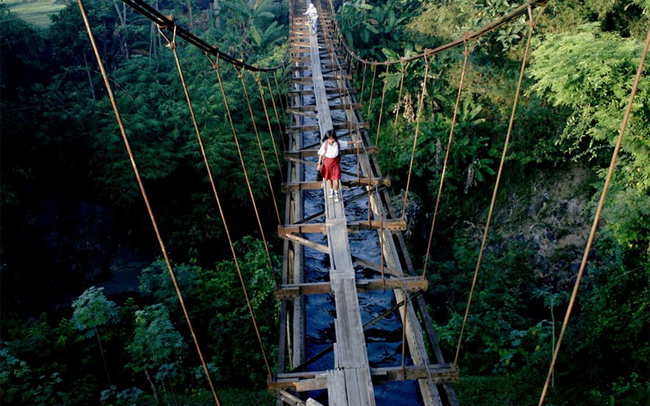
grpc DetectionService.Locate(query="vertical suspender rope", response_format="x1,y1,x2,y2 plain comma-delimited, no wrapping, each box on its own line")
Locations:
272,70,289,136
422,41,473,279
386,62,407,178
237,67,282,228
158,28,274,381
401,56,432,222
374,64,390,147
538,24,650,406
208,59,276,281
366,65,378,121
76,3,222,404
359,62,368,106
400,289,410,377
266,72,287,156
206,54,274,380
256,73,285,184
454,3,540,367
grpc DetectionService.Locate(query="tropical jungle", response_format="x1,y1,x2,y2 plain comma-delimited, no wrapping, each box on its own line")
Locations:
1,0,648,405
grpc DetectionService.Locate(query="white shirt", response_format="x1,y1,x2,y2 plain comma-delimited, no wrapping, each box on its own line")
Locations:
305,4,318,18
318,140,348,158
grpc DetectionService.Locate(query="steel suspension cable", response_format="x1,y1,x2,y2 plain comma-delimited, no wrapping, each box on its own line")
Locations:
77,2,221,403
538,23,650,406
374,64,390,147
266,72,287,157
454,4,541,367
401,56,432,222
207,54,274,380
255,73,285,185
422,42,473,279
237,67,282,228
209,59,276,279
386,62,407,178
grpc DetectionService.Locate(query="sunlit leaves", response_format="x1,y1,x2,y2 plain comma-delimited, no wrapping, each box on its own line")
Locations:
529,23,650,248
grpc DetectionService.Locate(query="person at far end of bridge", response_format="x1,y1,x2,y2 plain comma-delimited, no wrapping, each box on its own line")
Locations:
305,2,318,33
317,130,347,203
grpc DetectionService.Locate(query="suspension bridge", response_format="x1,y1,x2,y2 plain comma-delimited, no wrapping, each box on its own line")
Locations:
76,0,650,404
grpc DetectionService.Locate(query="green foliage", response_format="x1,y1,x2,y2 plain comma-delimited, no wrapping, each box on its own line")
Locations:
0,346,71,405
338,0,418,60
455,373,542,406
529,23,650,251
72,287,119,340
529,24,649,158
0,314,96,405
139,237,279,385
125,304,187,402
220,0,287,60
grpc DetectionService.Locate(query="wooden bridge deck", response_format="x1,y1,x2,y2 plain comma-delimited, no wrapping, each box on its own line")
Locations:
270,1,459,405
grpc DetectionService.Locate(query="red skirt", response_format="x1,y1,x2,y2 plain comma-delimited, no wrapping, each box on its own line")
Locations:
321,156,341,180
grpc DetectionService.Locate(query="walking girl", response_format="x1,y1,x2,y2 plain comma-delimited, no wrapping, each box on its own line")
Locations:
317,130,347,202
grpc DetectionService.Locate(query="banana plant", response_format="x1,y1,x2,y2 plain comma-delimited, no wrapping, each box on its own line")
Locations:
220,0,279,60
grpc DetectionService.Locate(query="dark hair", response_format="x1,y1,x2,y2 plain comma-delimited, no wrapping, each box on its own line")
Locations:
323,129,337,142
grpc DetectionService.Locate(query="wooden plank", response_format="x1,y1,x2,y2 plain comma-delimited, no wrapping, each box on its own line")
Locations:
282,233,329,254
284,145,377,158
272,363,458,390
274,277,428,299
288,88,356,95
275,389,306,406
352,256,402,278
286,122,369,133
295,375,328,392
289,110,319,119
327,370,348,406
278,219,406,235
370,365,459,383
289,103,362,112
278,223,326,236
344,368,363,406
281,176,389,192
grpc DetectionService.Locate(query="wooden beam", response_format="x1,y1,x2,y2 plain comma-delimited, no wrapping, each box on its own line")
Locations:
282,233,329,254
278,223,326,236
286,122,369,134
281,176,390,192
270,364,458,391
279,219,405,236
348,219,407,232
284,145,377,158
274,276,428,299
371,365,459,383
288,103,362,112
288,88,356,96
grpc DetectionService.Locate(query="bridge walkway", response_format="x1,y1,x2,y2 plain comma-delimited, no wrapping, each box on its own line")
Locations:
269,1,459,405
